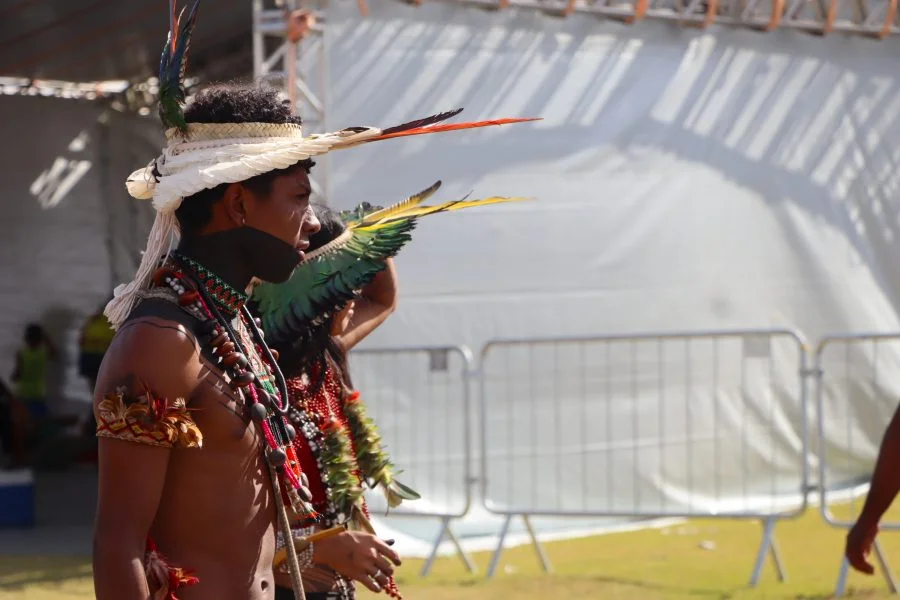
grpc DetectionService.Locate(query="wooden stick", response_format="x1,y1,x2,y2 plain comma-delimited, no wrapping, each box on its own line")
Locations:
269,464,307,600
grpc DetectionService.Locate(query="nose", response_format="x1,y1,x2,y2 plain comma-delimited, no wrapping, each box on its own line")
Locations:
304,209,321,234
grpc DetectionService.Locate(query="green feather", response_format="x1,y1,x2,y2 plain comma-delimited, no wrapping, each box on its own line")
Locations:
158,0,200,133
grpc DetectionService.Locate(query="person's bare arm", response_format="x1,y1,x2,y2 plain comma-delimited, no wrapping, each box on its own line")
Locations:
338,258,398,352
92,319,201,600
846,404,900,574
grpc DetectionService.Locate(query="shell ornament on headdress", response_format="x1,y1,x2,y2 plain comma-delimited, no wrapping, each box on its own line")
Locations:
105,0,540,329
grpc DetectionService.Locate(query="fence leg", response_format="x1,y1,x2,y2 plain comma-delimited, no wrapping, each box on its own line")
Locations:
486,515,513,579
874,538,899,593
834,556,850,597
748,517,786,587
522,515,553,574
445,519,478,574
420,516,477,577
420,516,448,577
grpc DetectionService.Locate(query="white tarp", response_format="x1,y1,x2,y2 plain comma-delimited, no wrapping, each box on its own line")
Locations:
322,2,900,547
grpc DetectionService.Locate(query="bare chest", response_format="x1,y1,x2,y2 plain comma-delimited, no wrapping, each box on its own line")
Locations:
188,359,261,452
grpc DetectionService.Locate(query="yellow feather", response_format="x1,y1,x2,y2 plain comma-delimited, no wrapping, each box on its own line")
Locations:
348,180,442,229
364,196,530,226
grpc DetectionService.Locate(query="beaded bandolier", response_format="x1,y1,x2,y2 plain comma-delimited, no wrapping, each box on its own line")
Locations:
147,252,317,598
153,252,315,514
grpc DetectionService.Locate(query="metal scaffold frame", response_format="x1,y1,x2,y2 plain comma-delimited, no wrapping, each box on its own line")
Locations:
252,0,332,203
405,0,899,37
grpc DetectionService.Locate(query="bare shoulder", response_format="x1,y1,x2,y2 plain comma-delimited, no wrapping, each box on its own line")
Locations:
103,315,202,394
94,310,206,450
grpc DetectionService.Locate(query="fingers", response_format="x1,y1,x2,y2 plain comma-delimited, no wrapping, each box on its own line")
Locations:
846,531,876,576
368,565,391,589
353,570,383,594
847,552,875,575
372,553,395,578
354,542,399,593
372,538,402,566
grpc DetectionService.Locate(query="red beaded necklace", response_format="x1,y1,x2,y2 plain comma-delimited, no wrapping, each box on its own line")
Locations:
286,362,402,599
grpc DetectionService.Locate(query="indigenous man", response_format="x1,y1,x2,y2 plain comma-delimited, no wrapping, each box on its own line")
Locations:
92,83,322,600
93,4,537,598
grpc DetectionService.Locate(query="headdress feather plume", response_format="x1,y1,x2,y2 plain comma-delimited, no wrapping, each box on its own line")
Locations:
158,0,200,133
104,0,200,328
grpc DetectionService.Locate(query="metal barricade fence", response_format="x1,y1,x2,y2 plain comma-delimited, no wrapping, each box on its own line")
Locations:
348,345,477,575
815,333,900,596
478,329,810,581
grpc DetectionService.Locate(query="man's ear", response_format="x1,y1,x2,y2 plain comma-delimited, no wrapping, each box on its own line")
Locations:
221,183,247,226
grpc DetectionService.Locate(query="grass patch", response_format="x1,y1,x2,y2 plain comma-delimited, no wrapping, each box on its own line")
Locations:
2,504,899,599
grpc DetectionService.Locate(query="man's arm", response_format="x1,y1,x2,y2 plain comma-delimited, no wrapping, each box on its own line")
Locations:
92,318,201,600
846,404,900,574
339,258,398,351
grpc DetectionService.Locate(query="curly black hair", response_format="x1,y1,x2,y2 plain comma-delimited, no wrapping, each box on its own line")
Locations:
175,84,314,234
182,84,302,126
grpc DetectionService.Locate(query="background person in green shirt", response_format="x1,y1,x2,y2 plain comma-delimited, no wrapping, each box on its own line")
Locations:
11,323,57,422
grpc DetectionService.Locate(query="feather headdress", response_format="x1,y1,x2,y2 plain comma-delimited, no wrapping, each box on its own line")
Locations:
105,0,540,328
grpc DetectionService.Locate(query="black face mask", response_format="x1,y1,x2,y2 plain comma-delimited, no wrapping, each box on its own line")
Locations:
236,225,303,283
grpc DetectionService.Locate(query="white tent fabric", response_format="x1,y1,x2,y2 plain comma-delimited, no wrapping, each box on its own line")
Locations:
321,3,900,548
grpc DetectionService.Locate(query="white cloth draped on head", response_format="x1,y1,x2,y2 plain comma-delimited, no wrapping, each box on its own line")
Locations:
105,121,385,329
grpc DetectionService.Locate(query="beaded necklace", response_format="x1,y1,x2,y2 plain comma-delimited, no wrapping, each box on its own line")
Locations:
287,363,405,599
152,254,317,520
172,252,249,319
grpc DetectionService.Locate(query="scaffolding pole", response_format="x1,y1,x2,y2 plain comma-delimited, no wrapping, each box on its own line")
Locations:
253,0,331,203
404,0,898,38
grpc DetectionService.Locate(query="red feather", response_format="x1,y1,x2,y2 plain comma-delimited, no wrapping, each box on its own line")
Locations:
169,0,177,54
370,117,541,142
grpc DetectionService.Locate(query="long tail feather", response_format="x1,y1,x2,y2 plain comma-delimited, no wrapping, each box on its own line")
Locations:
366,196,529,225
379,109,464,135
369,117,541,142
176,0,200,85
352,180,443,226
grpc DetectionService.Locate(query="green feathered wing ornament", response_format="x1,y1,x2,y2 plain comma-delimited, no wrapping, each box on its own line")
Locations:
251,180,527,353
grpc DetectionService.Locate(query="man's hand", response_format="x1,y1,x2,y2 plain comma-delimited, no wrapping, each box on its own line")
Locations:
313,530,401,593
846,519,879,575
